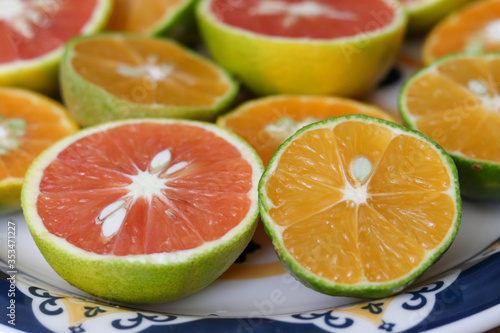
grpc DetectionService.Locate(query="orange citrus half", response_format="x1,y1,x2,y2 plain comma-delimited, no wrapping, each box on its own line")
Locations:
259,115,461,298
423,0,500,64
106,0,197,37
60,34,238,127
217,95,396,166
0,87,78,214
400,53,500,200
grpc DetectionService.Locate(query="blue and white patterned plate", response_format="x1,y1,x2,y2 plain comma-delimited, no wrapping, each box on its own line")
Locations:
1,41,500,333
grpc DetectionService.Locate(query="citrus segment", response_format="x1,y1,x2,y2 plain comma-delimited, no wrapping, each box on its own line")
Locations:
197,0,407,96
0,87,78,214
400,53,500,199
61,34,238,127
106,0,196,37
423,0,500,64
259,115,460,298
217,96,396,166
0,0,112,95
22,119,263,303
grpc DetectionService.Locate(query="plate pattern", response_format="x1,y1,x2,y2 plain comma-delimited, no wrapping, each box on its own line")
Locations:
1,238,500,333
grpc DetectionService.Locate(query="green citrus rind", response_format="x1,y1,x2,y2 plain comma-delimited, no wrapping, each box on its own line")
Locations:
0,178,23,215
60,33,239,127
258,114,461,299
403,0,472,34
21,119,263,303
196,0,407,97
0,0,113,96
399,53,500,200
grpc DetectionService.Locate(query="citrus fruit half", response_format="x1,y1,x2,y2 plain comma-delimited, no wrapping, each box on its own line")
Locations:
400,53,500,200
60,34,239,127
217,95,396,166
422,0,500,64
22,119,263,303
399,0,472,34
0,0,112,95
0,87,78,214
196,0,407,97
259,115,461,298
106,0,197,38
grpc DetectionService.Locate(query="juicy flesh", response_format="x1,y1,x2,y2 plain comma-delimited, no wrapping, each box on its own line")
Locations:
0,0,98,63
221,97,393,166
265,121,455,284
71,37,231,107
106,0,184,33
37,123,254,256
0,90,76,179
406,57,500,162
425,0,500,61
211,0,395,39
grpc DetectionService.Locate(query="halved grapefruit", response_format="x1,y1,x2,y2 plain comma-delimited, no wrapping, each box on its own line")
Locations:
196,0,407,97
0,0,112,95
22,119,263,303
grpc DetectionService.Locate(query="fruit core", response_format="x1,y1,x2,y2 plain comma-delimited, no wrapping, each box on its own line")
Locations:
211,0,396,39
116,55,175,85
0,117,26,155
264,116,319,140
467,79,500,110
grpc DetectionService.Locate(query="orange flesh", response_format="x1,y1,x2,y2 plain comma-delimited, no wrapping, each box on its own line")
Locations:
0,90,77,180
37,122,254,256
265,120,455,284
70,37,231,107
220,97,394,166
406,57,500,162
423,0,500,63
106,0,185,33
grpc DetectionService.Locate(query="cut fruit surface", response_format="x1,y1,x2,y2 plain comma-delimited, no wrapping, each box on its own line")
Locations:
22,119,263,303
0,87,78,214
0,0,112,94
196,0,407,97
106,0,196,36
422,0,500,64
399,0,472,34
259,115,461,298
400,53,500,199
60,34,238,127
217,95,396,166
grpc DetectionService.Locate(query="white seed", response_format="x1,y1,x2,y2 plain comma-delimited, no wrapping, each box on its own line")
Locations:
352,156,372,183
165,161,188,175
150,149,172,172
101,207,127,238
98,200,126,221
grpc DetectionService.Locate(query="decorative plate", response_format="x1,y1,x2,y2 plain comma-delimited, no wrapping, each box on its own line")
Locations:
1,40,500,333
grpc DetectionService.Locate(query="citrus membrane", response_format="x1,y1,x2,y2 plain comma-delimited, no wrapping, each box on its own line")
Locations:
259,115,461,298
400,53,500,200
22,119,263,303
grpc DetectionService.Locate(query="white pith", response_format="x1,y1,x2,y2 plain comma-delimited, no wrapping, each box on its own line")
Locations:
23,119,263,263
485,19,500,43
248,1,356,28
116,55,176,86
264,116,319,141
